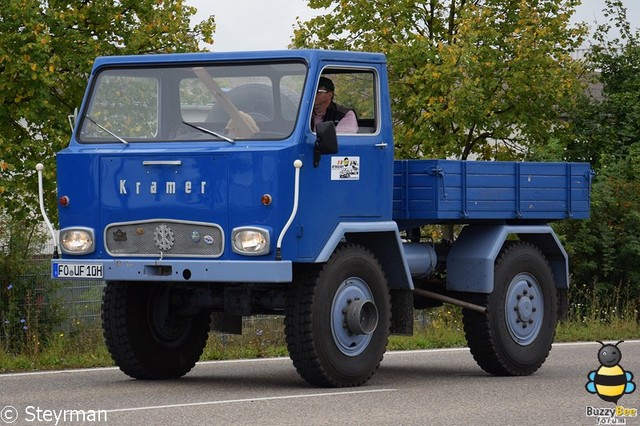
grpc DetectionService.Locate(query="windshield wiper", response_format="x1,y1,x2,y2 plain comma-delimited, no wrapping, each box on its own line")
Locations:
181,121,235,143
85,116,128,145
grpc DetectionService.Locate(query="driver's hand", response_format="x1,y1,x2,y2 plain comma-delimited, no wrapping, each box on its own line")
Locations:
225,111,259,138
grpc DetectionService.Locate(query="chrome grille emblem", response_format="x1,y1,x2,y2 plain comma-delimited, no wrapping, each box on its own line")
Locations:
153,224,175,251
106,220,223,258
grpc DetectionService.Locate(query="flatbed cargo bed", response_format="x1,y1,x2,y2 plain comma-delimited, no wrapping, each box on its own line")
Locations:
393,160,592,226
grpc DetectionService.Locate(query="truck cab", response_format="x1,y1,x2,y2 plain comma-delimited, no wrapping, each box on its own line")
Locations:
55,50,394,278
46,49,591,387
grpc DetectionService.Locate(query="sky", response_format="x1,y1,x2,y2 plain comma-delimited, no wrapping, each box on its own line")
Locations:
187,0,640,52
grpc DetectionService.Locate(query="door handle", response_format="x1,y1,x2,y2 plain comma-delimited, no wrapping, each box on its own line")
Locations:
374,142,388,149
142,160,182,166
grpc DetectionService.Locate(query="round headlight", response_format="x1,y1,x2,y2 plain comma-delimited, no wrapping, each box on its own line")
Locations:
232,228,270,256
60,228,95,255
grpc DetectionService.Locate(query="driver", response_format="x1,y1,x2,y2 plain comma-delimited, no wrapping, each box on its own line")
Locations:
312,77,358,134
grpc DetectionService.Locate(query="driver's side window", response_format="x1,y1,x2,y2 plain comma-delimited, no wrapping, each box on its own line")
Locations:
311,69,377,135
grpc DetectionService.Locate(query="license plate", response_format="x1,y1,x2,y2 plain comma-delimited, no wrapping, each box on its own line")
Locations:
53,262,104,279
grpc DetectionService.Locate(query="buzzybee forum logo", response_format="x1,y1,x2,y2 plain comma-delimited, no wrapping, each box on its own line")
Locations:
586,341,636,403
584,340,637,424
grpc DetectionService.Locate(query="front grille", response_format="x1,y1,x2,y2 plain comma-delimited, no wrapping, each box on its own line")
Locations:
105,219,224,258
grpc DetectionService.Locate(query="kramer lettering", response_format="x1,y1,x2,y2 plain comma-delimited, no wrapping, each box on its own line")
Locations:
119,180,207,195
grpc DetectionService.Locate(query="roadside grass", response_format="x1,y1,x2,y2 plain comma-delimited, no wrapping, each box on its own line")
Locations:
0,324,112,373
556,299,640,343
1,305,638,373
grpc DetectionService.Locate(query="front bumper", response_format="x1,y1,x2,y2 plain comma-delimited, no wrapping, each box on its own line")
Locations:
51,259,293,283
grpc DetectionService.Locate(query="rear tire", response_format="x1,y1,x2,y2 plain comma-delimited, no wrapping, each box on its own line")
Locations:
285,244,390,387
102,282,211,379
462,242,558,376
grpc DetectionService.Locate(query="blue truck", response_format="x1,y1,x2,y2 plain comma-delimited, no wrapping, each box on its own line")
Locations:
39,49,591,387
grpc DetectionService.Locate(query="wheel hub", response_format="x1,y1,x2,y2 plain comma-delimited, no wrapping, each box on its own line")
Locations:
331,277,377,356
516,296,533,322
505,274,543,346
345,298,378,335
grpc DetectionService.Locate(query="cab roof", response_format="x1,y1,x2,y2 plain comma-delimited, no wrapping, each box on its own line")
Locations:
91,49,387,72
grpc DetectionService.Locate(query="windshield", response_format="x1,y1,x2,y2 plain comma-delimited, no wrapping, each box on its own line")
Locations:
78,61,307,143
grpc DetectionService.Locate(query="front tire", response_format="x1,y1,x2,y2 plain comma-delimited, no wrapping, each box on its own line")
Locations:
462,242,558,376
102,282,211,379
285,244,390,387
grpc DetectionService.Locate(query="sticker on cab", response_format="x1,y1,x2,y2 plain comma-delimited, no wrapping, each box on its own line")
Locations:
331,156,360,181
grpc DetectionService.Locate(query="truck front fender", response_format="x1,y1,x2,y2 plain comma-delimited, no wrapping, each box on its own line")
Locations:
446,224,568,294
316,221,413,290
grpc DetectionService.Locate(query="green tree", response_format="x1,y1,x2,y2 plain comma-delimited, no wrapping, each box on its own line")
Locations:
0,0,215,224
557,154,640,313
566,0,640,168
293,0,587,160
557,1,640,311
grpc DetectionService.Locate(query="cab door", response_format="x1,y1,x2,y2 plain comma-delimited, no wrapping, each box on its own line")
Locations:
314,67,392,216
296,66,394,259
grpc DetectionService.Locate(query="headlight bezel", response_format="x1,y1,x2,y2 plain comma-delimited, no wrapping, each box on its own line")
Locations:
59,227,96,255
231,226,270,256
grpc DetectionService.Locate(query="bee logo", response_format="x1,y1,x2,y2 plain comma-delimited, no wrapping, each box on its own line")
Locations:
585,340,636,403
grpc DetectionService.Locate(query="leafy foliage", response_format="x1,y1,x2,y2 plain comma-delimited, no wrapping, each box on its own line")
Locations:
0,0,215,224
556,1,640,311
0,215,62,354
293,0,587,160
558,161,640,305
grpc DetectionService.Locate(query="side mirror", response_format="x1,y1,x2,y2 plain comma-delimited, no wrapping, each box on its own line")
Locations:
314,121,338,167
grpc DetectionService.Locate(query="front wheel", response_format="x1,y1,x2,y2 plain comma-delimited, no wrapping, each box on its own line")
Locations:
102,282,211,379
285,244,390,387
462,242,558,376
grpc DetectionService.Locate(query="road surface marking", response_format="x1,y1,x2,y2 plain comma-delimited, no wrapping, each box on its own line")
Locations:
103,388,398,414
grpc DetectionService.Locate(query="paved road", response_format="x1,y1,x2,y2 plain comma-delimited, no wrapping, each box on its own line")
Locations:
1,341,639,425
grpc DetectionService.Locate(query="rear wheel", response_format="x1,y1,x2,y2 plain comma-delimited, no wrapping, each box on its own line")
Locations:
462,242,558,376
102,282,211,379
285,244,390,387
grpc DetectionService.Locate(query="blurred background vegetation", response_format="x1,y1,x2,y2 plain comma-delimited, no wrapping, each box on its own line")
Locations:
1,0,639,369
